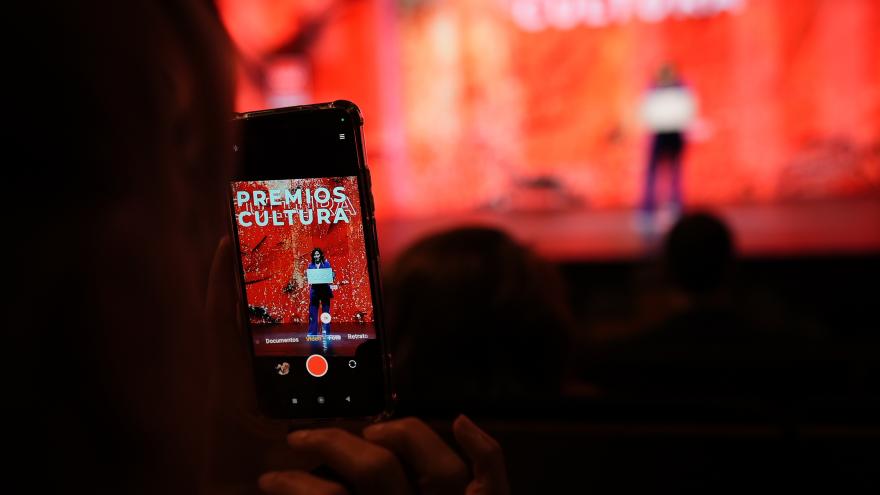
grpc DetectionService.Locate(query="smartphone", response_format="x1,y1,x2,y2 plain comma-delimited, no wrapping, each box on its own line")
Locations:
229,101,392,421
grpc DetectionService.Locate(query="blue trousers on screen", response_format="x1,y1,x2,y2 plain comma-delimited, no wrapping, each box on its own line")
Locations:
308,296,331,336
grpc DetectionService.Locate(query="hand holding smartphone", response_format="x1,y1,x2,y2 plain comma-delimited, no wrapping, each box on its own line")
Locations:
228,101,391,421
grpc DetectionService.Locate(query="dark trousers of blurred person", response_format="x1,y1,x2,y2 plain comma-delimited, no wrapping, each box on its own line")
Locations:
641,131,684,214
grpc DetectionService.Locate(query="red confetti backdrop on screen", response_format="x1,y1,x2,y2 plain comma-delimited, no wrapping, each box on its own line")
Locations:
231,177,373,325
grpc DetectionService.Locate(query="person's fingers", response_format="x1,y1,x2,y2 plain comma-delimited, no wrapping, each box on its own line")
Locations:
363,417,469,493
286,428,411,495
258,470,349,495
452,415,509,495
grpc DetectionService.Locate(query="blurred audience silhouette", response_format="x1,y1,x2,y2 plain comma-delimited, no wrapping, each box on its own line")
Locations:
664,212,735,296
583,212,835,403
384,227,573,414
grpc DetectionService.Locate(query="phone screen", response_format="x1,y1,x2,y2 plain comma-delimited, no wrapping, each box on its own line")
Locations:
229,103,388,420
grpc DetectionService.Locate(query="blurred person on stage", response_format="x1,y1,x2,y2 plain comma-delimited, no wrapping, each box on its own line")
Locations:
639,64,697,218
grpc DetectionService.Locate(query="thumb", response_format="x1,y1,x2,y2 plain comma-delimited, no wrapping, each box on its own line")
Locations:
453,415,509,495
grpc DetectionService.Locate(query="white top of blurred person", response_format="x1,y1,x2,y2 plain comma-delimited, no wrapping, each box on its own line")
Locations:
640,65,697,133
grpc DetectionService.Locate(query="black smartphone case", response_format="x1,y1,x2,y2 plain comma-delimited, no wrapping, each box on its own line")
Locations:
229,101,394,426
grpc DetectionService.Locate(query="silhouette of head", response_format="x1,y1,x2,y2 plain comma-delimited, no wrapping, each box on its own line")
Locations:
663,212,735,294
15,1,236,491
657,63,680,86
385,226,572,410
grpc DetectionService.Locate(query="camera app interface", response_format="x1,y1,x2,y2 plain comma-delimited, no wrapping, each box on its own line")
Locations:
231,176,375,361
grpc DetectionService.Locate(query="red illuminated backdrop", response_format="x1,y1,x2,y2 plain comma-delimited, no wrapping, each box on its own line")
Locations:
231,177,374,325
219,0,880,218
